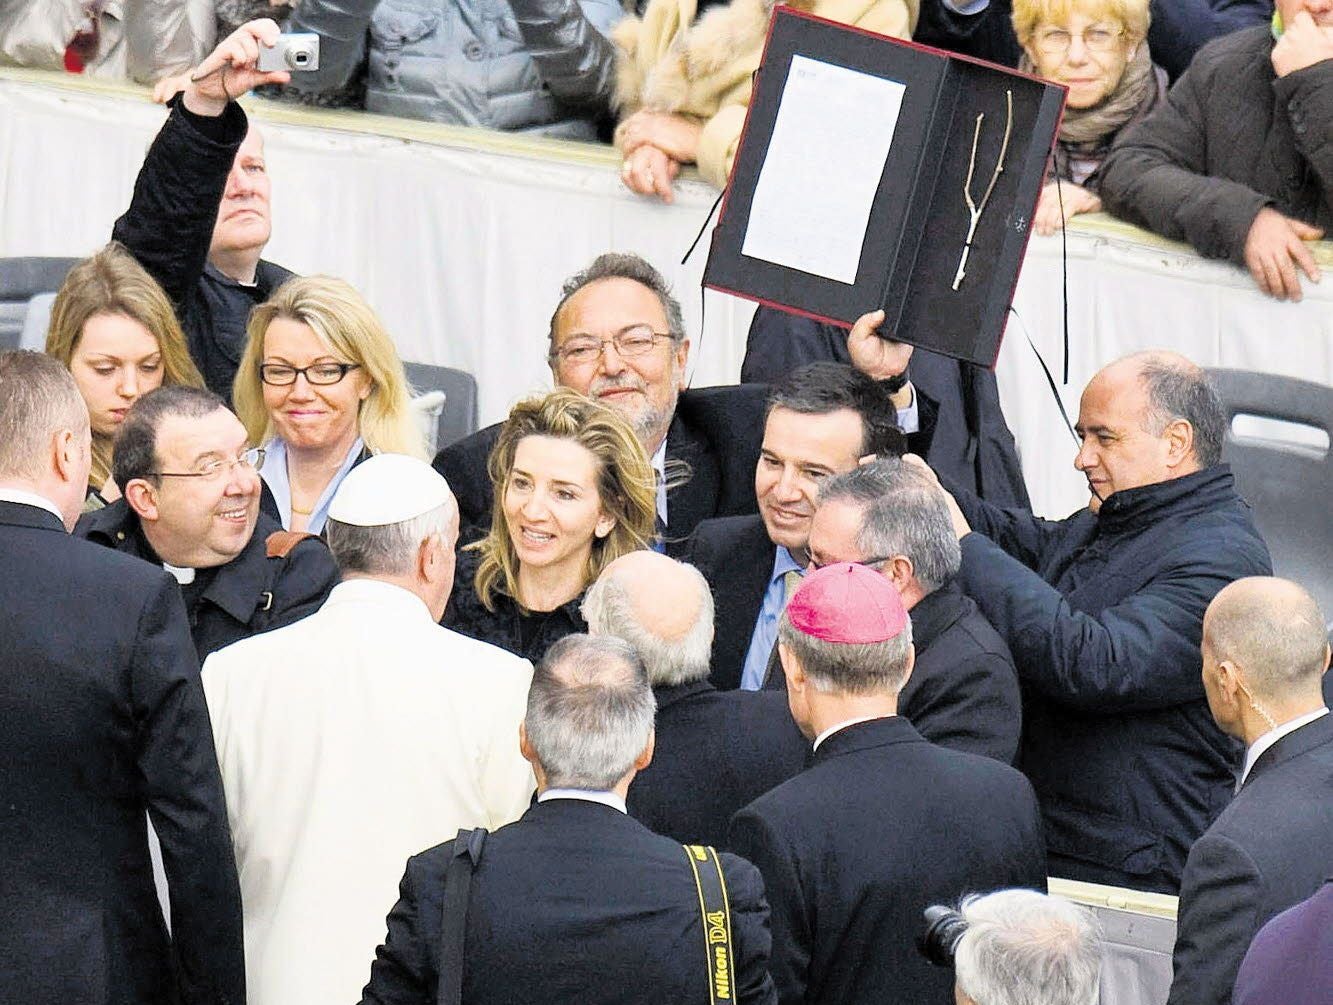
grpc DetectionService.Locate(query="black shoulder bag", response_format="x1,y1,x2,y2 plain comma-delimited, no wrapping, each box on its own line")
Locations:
435,827,488,1005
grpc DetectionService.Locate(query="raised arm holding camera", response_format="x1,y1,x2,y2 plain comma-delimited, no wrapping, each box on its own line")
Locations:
114,19,297,397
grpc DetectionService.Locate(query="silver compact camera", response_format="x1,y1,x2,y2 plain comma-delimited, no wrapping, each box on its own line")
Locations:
257,33,320,72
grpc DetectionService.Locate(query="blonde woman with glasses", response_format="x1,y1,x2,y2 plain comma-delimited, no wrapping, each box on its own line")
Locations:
1013,0,1165,234
233,276,426,534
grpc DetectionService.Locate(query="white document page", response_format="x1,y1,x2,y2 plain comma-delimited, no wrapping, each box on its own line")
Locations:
741,55,907,285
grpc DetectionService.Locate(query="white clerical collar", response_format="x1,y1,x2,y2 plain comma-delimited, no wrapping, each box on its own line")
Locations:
812,714,893,752
537,788,628,814
651,439,668,525
1240,707,1329,786
0,486,64,523
163,563,196,585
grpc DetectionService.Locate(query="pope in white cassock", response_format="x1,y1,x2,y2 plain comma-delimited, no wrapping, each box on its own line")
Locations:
201,454,536,1005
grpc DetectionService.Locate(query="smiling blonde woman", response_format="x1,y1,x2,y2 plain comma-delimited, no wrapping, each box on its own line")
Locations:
233,275,426,534
1013,0,1165,234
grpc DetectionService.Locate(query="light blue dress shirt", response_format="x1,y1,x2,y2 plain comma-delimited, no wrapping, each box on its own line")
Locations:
740,546,804,691
259,436,365,535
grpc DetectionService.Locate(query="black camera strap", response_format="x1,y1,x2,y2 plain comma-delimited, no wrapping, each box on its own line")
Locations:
682,844,736,1004
436,827,488,1005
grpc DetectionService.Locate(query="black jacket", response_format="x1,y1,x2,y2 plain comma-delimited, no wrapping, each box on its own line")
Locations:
1100,27,1333,266
1145,0,1273,81
627,680,810,847
763,579,1023,763
433,384,769,554
441,544,586,663
894,579,1022,762
76,501,339,661
729,716,1047,1005
112,99,294,397
0,501,244,1005
360,798,778,1004
1167,713,1333,1005
741,307,1030,508
912,0,1020,66
954,465,1272,891
683,514,775,691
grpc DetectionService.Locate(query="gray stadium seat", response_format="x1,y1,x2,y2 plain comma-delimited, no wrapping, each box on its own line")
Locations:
0,257,80,350
1208,368,1333,629
402,361,478,452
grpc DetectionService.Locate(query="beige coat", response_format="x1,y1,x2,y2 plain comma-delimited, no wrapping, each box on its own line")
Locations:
614,0,918,187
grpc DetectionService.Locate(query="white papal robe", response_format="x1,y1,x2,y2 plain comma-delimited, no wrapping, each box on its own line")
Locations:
201,578,536,1005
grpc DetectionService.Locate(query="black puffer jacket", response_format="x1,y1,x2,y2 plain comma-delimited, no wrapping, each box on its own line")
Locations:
953,466,1272,893
76,502,339,662
112,99,294,398
1100,27,1333,265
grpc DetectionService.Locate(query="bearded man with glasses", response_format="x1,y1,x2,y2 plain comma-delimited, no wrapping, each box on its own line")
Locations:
435,252,926,556
77,384,340,660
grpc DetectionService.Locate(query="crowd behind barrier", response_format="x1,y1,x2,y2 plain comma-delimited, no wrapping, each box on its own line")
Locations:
4,68,1333,521
4,20,1333,1001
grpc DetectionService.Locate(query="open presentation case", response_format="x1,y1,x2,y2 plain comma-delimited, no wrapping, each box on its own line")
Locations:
703,7,1066,367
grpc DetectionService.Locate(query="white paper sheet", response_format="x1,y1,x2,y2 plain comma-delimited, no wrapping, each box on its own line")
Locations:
741,55,907,285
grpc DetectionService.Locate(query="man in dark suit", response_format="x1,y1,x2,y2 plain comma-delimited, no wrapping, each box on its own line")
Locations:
76,385,339,660
360,634,777,1004
920,352,1272,892
729,563,1047,1005
433,254,927,554
0,351,244,1004
686,361,911,690
1166,576,1333,1005
1233,878,1333,1005
799,457,1022,763
582,550,809,847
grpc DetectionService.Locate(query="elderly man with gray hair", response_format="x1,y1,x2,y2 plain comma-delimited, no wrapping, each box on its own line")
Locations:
362,633,779,1005
953,890,1103,1005
803,457,1021,762
201,454,536,1005
583,551,808,847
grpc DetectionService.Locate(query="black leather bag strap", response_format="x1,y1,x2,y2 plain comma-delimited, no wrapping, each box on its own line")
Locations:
682,844,736,1005
436,827,487,1005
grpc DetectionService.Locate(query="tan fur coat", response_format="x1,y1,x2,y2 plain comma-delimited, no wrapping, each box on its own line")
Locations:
614,0,917,186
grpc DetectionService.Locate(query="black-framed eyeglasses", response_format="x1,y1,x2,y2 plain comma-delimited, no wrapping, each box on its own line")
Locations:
259,362,361,386
149,447,266,481
550,326,675,366
808,553,896,572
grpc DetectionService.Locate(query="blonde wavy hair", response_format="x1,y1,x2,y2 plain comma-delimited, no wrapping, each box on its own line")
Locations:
473,388,657,613
233,275,425,459
45,243,204,492
1012,0,1150,46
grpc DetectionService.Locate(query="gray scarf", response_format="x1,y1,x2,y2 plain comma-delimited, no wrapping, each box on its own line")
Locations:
1021,43,1156,146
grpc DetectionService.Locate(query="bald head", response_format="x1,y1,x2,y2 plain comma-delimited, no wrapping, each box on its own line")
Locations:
1098,350,1226,467
1205,577,1330,704
582,551,715,687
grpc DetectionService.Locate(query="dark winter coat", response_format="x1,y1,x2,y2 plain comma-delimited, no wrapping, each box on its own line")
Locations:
954,465,1272,892
1099,27,1333,266
112,99,294,398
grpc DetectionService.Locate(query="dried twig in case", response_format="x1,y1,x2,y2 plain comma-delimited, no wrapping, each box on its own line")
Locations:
952,89,1014,291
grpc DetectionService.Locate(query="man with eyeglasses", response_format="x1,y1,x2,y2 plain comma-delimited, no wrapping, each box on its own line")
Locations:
1099,0,1333,301
77,385,340,660
434,252,923,556
797,457,1021,764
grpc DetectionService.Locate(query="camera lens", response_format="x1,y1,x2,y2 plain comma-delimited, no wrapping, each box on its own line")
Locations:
917,905,969,967
290,49,310,67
